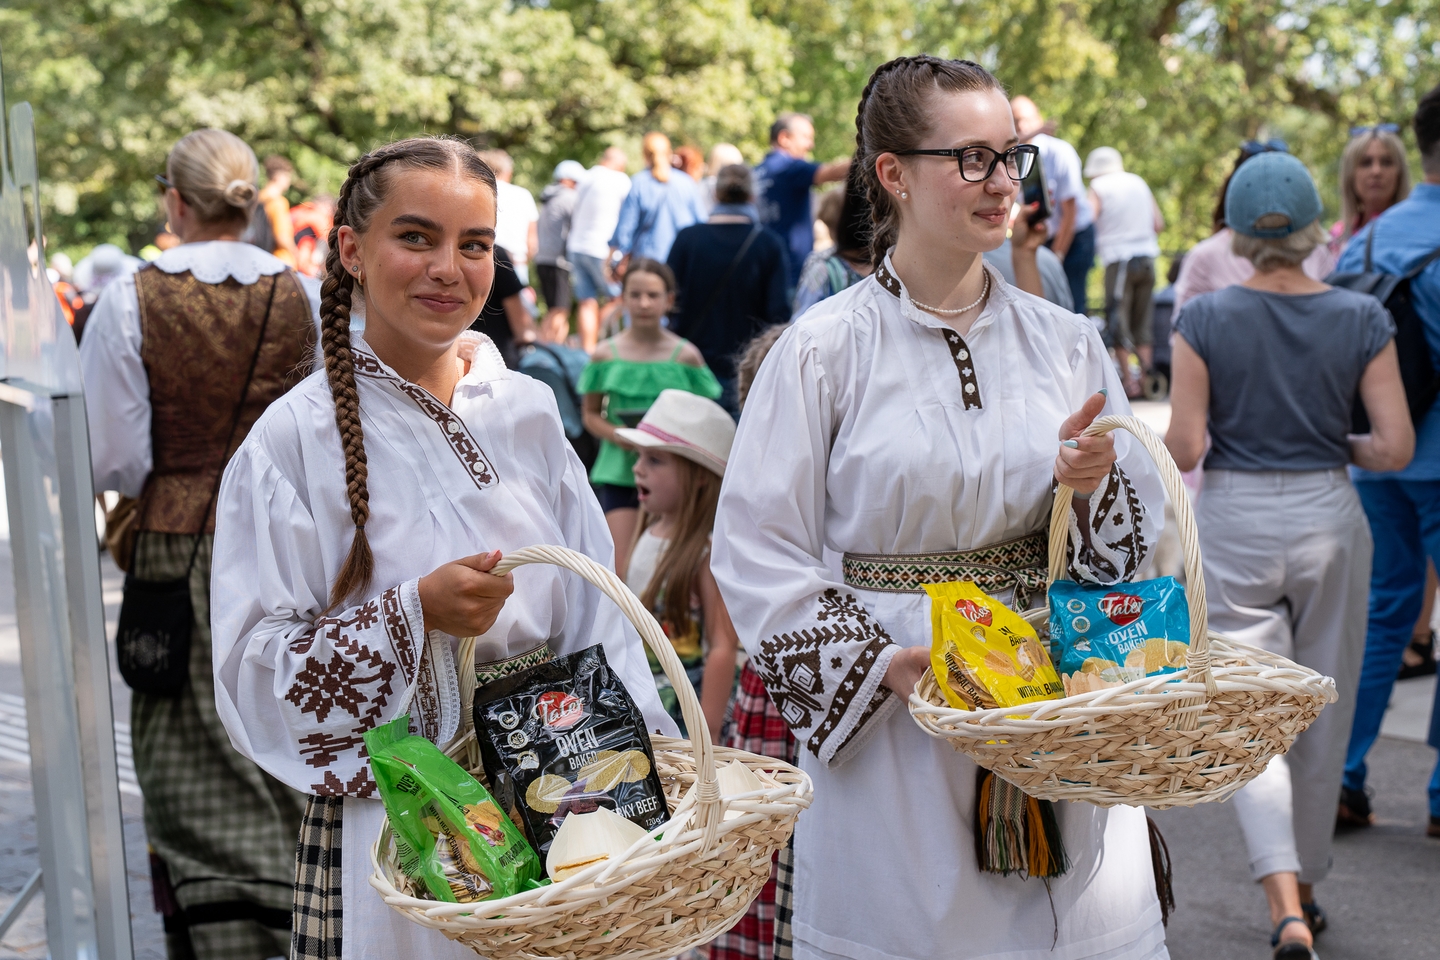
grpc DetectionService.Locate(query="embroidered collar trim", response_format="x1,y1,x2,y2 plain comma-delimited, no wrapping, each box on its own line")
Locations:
350,337,499,488
872,255,985,410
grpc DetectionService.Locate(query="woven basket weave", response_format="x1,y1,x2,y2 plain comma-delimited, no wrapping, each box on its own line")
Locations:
909,415,1337,808
370,544,812,959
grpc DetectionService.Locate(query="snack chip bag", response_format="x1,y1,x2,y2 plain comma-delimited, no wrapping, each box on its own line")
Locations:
1047,578,1191,696
925,582,1064,710
473,645,670,857
365,714,541,903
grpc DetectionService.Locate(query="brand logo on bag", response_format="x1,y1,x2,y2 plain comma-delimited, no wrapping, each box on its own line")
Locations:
955,599,992,626
1099,592,1144,626
535,691,583,729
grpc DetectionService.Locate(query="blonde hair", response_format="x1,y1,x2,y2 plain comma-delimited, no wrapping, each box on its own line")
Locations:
632,455,720,642
166,129,260,225
1231,218,1329,273
642,132,672,183
1339,131,1411,236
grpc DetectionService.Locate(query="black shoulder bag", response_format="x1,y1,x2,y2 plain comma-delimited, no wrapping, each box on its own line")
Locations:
116,278,278,698
1329,225,1440,432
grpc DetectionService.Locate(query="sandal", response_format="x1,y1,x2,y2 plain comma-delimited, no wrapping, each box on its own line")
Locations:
1336,785,1374,828
1302,900,1327,937
1271,916,1319,959
1398,633,1437,680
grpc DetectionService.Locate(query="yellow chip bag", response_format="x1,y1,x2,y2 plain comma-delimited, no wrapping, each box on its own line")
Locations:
925,581,1064,710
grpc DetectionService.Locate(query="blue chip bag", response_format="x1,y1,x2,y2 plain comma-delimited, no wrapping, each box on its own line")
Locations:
1047,578,1191,696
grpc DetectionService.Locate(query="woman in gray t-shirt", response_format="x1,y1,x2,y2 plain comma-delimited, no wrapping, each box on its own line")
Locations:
1165,153,1412,960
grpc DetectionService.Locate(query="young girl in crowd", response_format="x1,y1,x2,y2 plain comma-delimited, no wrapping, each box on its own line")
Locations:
581,259,721,572
208,136,673,960
615,389,739,740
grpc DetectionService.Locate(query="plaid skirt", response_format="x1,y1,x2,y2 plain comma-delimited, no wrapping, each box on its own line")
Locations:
291,644,553,960
129,532,308,960
708,663,798,960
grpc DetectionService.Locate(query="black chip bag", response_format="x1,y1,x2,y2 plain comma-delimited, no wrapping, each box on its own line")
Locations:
473,644,669,856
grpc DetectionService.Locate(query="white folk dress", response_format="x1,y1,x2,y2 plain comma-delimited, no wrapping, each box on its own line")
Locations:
210,331,677,960
712,257,1171,960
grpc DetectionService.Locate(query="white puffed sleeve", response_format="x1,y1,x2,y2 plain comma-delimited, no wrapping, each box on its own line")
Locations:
210,441,460,798
79,275,152,497
711,326,900,767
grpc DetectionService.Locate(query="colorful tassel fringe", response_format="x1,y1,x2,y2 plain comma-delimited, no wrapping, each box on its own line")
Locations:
973,768,1069,879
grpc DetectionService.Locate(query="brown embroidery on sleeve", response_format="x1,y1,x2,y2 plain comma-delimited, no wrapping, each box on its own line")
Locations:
752,588,895,758
1067,465,1148,583
313,767,377,799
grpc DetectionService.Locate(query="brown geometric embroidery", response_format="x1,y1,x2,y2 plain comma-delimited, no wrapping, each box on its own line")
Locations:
842,530,1048,599
940,329,983,409
285,648,397,724
313,767,377,799
753,588,895,759
289,599,381,654
299,731,369,769
1066,465,1148,583
353,349,498,489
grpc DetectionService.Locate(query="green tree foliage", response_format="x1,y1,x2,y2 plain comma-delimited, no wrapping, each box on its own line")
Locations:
3,0,1438,255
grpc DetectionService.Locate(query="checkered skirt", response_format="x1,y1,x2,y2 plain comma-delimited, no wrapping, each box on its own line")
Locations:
708,663,798,960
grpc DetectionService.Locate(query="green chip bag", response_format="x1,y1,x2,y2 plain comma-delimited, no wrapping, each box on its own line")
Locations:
365,714,541,902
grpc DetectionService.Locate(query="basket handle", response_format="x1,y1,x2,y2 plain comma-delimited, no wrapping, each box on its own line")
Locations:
1046,415,1217,695
454,545,722,846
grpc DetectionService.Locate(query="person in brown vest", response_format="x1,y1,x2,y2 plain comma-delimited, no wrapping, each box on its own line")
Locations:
79,128,320,960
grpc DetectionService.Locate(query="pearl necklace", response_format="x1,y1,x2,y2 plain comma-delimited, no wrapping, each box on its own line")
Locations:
909,271,990,317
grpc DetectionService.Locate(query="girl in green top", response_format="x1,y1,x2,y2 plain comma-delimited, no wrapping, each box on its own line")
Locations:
580,258,722,572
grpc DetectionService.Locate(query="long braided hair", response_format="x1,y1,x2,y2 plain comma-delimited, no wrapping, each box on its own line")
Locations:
319,136,497,609
854,56,1003,266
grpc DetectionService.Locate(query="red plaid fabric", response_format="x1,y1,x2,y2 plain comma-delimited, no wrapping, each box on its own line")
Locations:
708,664,797,960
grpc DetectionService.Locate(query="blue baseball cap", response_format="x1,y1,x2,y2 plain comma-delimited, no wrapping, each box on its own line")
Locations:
1224,151,1323,238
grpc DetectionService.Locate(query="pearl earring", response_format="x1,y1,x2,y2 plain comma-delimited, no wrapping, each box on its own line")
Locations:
900,191,908,199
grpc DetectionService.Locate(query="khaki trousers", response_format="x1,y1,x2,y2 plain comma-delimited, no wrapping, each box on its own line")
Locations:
1197,468,1371,884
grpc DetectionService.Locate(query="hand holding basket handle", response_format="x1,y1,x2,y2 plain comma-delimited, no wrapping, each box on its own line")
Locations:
910,414,1336,808
1054,391,1117,496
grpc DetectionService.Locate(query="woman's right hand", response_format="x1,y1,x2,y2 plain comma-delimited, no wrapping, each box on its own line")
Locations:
417,550,515,637
881,645,931,697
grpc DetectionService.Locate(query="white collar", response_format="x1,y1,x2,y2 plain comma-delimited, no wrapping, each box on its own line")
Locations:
353,331,511,388
153,241,288,285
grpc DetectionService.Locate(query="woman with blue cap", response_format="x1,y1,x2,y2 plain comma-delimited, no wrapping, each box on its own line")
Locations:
1165,151,1414,958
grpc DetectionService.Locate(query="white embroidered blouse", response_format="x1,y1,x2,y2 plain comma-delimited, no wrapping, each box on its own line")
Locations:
80,241,321,497
211,332,676,958
712,258,1170,960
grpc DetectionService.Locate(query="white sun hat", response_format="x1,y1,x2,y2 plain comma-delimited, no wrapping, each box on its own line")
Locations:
1083,146,1124,179
613,389,734,476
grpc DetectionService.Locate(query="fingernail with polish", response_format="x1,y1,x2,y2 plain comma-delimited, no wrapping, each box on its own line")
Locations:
1062,439,1080,449
1098,388,1108,397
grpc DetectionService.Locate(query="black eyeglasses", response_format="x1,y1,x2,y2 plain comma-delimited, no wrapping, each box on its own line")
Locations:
1350,123,1400,138
1240,138,1289,158
896,143,1039,182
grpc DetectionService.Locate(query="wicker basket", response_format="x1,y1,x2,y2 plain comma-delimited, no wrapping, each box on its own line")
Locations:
909,415,1337,808
369,544,812,959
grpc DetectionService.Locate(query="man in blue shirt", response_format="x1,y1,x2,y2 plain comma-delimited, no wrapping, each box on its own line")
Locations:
1336,82,1440,839
754,113,850,288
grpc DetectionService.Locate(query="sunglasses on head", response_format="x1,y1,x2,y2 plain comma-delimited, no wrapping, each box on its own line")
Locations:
1349,123,1400,138
1240,138,1289,158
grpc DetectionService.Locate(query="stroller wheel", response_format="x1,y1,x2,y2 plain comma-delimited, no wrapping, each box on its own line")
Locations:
1141,370,1168,400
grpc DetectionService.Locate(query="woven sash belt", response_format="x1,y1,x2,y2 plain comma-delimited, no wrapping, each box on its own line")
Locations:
841,530,1049,610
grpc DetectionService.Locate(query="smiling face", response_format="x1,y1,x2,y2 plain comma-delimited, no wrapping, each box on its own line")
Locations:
878,87,1020,256
1354,137,1402,214
336,166,497,356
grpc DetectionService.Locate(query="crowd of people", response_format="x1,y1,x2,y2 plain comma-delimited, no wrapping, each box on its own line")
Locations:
42,49,1440,960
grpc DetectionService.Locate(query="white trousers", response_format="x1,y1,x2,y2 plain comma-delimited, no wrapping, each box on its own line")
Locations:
1197,469,1371,884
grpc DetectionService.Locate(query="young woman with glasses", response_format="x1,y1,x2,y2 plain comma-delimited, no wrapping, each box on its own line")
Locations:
713,56,1171,960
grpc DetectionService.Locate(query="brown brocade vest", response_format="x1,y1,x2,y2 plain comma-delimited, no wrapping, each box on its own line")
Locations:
135,265,316,534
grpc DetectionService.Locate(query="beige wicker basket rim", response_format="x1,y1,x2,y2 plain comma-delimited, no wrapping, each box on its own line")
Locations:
907,414,1337,807
368,543,812,959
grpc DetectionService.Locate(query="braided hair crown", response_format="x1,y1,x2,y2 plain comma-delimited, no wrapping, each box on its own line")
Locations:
318,137,497,609
854,56,1002,265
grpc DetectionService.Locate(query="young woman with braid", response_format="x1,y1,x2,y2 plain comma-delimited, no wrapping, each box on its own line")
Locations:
712,57,1171,960
208,136,675,960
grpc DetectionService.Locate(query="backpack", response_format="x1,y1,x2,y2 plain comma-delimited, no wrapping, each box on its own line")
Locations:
518,342,599,470
1328,224,1440,432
